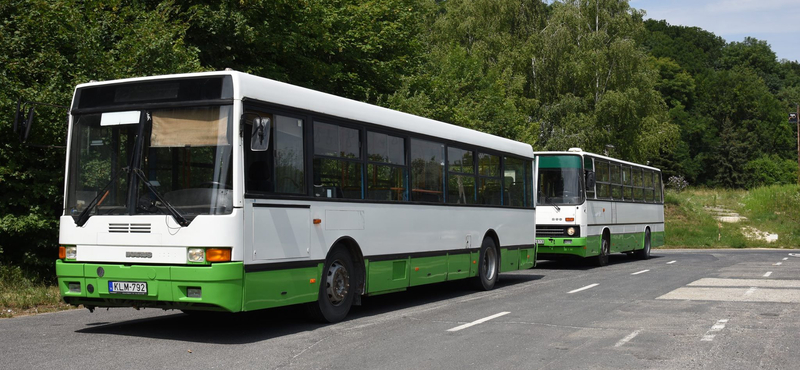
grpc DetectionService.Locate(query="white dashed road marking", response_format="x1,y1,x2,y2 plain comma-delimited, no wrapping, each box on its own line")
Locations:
764,271,772,277
783,257,789,261
568,284,599,294
667,261,676,264
631,269,650,275
701,319,728,341
614,330,641,347
744,287,757,296
447,312,510,332
774,262,783,266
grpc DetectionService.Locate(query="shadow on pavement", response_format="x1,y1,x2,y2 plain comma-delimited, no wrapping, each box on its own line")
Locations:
76,272,544,344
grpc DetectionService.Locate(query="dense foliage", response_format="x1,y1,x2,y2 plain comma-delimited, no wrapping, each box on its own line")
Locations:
1,0,799,279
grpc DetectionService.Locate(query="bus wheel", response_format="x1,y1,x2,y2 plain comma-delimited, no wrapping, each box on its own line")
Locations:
595,237,609,267
472,237,499,291
309,248,355,323
635,229,651,260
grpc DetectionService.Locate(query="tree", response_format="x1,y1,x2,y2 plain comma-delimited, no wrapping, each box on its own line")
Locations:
0,0,202,280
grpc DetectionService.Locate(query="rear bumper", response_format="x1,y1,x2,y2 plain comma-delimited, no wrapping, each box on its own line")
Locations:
56,260,244,312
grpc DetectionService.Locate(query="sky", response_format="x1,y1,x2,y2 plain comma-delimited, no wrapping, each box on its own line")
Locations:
630,0,800,62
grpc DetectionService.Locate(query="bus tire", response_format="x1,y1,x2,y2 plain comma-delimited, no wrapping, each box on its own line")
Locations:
634,229,651,260
472,237,499,291
308,248,355,323
595,236,609,267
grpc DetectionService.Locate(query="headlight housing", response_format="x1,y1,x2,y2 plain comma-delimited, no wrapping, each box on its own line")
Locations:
187,248,205,263
567,227,576,236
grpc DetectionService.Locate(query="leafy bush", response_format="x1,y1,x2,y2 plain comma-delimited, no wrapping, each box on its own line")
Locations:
744,155,797,189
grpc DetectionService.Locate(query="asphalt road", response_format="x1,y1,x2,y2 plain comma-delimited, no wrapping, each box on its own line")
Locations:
3,249,800,370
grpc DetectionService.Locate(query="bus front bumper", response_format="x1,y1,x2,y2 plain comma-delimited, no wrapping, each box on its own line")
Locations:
536,237,590,259
56,260,244,312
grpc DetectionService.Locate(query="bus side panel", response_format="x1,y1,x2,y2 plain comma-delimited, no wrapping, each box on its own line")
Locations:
653,231,665,247
586,234,602,257
518,248,536,269
366,259,409,294
500,248,520,272
242,264,321,311
447,253,471,280
410,256,448,286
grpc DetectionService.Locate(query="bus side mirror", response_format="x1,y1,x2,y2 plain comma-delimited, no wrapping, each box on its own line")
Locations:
250,117,271,151
586,171,596,188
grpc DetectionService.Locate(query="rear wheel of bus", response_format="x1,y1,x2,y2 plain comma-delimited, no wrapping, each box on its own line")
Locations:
473,237,499,290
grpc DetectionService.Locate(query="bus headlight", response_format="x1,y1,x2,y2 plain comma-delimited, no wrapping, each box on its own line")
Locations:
187,248,205,263
61,246,77,260
567,227,576,236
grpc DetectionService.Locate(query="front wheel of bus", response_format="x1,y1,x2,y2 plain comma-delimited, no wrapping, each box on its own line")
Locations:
309,248,355,323
472,237,499,291
595,237,609,267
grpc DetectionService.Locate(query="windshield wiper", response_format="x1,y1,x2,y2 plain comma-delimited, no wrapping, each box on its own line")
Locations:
548,200,561,212
131,168,189,227
75,167,123,227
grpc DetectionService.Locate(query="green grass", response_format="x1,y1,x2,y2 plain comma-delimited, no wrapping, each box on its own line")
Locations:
0,265,72,318
663,185,800,249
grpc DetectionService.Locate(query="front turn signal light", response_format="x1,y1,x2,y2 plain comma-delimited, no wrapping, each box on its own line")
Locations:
59,246,66,259
206,248,232,262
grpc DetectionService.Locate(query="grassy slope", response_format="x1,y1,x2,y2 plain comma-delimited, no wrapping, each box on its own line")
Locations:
0,265,72,318
664,185,800,248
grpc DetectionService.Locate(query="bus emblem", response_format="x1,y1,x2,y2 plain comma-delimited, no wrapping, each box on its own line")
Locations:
126,252,152,258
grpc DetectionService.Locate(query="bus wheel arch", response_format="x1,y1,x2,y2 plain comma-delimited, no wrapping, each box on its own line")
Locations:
329,236,365,300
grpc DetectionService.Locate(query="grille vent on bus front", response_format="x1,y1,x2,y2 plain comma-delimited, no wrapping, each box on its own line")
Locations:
536,227,568,237
108,223,151,234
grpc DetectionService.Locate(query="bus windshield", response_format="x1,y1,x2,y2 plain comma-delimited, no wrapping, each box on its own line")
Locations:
65,106,234,223
537,167,584,206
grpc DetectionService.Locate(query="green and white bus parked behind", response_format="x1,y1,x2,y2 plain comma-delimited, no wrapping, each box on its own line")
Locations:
56,71,537,322
534,148,664,266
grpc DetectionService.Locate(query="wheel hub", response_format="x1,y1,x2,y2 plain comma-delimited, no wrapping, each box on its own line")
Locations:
326,260,350,305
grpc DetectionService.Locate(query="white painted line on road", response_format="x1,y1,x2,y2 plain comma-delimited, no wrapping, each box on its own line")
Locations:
447,312,510,332
774,262,783,266
701,319,728,342
631,269,650,275
745,287,757,296
764,271,773,277
783,257,789,261
614,330,641,347
568,283,599,294
666,260,676,264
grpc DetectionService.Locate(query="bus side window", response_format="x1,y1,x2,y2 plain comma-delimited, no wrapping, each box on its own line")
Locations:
313,121,362,199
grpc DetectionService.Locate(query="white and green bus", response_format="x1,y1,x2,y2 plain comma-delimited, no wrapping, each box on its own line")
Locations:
56,71,537,322
534,149,664,266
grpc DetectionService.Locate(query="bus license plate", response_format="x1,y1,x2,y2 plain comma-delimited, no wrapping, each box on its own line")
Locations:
536,239,545,245
109,281,147,294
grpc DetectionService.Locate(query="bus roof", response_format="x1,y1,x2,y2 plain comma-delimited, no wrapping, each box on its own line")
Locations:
533,150,661,172
75,71,534,159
